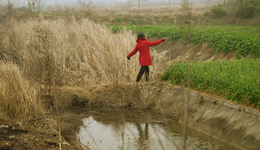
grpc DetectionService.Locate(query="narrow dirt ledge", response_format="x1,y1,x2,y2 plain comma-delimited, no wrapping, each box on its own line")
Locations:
0,119,78,150
161,85,260,150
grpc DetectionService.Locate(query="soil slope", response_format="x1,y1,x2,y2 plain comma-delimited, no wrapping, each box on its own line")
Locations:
150,40,237,65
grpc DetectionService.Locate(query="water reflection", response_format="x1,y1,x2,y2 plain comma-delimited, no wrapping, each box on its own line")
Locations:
77,114,240,150
135,123,149,150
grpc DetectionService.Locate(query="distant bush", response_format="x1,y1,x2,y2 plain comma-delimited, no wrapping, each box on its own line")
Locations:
130,19,138,25
203,11,210,17
83,9,95,17
209,4,227,18
115,17,123,23
140,18,146,24
236,0,260,19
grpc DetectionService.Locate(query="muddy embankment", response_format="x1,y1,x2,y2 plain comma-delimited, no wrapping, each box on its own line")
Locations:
151,40,237,65
162,86,260,150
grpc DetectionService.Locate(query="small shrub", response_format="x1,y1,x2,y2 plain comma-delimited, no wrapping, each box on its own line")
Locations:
203,11,210,17
131,19,138,25
83,9,95,17
103,18,109,21
115,17,123,23
210,4,227,18
140,18,146,24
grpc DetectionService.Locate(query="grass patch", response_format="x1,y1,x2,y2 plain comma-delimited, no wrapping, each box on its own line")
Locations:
161,59,260,107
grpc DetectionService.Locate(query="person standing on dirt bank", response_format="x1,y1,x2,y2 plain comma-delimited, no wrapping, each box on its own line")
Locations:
127,33,165,82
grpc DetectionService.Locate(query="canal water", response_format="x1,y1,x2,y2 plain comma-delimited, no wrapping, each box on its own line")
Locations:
68,108,240,150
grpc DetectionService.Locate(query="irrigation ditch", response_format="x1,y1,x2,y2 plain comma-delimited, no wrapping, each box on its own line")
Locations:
1,39,257,150
162,85,260,150
55,79,260,150
55,41,260,150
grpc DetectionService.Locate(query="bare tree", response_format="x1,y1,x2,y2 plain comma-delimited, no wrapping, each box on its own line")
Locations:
129,0,130,9
0,0,6,15
0,0,14,18
27,0,36,12
55,0,61,12
7,0,14,16
77,0,92,15
47,5,52,11
138,0,140,8
27,0,45,12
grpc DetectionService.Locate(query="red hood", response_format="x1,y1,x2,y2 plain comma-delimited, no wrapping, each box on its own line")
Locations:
136,37,147,43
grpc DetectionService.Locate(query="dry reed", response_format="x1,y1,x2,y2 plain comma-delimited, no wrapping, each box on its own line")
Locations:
0,14,178,150
0,17,163,86
0,61,43,122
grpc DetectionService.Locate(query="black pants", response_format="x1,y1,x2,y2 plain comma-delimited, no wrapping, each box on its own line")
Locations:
136,66,149,82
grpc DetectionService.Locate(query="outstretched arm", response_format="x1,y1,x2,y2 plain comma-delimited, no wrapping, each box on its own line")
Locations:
148,39,164,46
127,46,138,58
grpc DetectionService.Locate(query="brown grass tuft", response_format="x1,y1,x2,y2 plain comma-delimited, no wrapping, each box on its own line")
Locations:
58,81,182,119
0,62,43,122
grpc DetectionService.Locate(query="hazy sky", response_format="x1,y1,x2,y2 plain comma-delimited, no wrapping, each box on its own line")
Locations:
15,0,182,6
40,0,130,5
14,0,118,5
13,0,197,7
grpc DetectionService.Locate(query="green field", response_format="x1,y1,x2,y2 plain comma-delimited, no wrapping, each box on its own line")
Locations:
161,59,260,107
110,25,260,58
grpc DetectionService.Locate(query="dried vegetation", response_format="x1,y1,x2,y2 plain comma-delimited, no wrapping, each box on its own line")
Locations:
0,62,43,122
0,17,168,123
1,17,166,86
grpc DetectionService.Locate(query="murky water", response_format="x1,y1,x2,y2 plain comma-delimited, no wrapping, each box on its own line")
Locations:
73,108,240,150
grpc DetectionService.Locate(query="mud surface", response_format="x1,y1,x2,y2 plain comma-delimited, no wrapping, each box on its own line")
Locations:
0,119,75,150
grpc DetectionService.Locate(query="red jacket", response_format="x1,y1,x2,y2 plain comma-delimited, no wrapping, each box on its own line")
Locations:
128,38,163,66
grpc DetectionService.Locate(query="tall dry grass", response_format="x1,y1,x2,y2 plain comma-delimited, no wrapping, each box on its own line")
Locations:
0,62,43,121
0,17,163,86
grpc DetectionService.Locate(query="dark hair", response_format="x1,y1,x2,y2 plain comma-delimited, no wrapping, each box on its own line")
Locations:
137,33,145,38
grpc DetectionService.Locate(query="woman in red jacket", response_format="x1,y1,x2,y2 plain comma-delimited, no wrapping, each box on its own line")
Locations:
127,33,165,82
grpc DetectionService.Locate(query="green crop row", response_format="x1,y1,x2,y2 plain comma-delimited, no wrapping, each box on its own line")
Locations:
161,59,260,107
109,25,260,58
